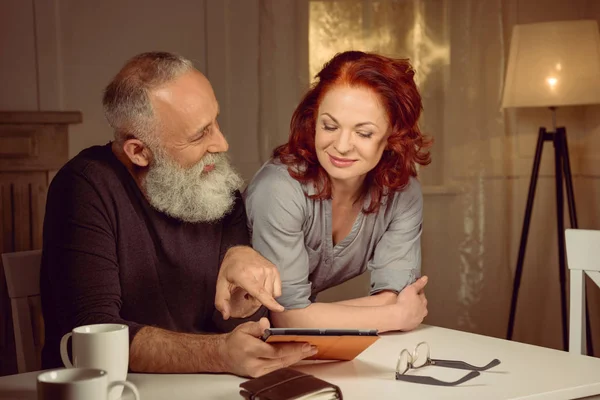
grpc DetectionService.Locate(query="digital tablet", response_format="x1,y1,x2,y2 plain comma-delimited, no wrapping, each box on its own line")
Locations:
261,328,379,361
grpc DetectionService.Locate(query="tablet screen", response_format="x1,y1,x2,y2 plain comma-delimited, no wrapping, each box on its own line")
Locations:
261,328,380,361
262,328,378,340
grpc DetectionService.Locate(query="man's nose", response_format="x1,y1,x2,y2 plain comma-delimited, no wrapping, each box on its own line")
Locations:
207,125,229,153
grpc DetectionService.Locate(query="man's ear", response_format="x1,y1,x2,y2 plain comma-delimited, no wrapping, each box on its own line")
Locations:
122,139,152,167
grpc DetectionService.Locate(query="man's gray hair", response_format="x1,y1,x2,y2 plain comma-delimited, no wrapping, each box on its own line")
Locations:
103,51,193,146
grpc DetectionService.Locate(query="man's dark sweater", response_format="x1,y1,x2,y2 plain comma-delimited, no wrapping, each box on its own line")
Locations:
40,144,262,368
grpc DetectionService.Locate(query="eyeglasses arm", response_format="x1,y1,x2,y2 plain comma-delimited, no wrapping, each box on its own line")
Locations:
431,358,501,371
395,370,481,386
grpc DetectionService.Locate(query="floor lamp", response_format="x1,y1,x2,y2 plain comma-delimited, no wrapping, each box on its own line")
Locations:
501,20,600,352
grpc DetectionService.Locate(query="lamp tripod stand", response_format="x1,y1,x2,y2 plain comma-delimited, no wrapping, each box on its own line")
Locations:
505,107,593,355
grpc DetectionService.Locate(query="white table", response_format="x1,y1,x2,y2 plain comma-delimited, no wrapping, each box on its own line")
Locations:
1,325,599,400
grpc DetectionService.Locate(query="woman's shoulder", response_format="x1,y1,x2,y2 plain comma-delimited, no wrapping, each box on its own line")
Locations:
386,176,423,212
404,176,422,196
249,159,303,187
246,159,306,200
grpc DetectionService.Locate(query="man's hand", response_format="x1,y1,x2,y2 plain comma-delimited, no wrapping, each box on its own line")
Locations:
216,246,284,319
218,318,317,377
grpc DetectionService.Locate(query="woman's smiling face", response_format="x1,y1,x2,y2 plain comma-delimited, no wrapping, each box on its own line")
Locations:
315,85,390,184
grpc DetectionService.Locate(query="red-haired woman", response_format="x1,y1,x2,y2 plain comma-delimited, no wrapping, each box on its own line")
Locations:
245,51,431,332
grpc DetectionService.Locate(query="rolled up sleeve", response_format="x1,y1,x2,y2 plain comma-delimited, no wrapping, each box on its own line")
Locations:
368,178,423,295
245,164,312,309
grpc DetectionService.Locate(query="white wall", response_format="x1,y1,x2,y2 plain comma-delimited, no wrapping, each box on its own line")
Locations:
0,0,38,110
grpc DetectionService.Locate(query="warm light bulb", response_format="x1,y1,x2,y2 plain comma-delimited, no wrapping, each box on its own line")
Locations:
547,77,558,88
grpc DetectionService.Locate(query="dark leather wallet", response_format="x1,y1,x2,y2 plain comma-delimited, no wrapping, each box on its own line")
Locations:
239,368,343,400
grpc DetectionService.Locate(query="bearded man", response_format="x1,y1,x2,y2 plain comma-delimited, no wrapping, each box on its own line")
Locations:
40,52,315,377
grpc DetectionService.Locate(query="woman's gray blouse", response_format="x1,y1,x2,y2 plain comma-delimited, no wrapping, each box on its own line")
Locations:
245,160,423,309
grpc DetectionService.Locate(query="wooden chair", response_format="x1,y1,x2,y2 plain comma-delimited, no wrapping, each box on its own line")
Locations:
565,229,600,355
1,249,44,372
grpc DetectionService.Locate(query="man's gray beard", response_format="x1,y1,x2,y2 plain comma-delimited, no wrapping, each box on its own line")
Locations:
143,149,244,223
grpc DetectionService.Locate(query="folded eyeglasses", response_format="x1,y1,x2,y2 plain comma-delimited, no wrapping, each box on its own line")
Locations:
395,341,501,386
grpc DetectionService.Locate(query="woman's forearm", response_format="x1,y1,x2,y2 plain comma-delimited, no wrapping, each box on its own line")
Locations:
333,291,397,307
272,302,402,332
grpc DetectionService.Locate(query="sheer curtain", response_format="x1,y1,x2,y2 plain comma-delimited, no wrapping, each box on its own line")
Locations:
254,0,600,353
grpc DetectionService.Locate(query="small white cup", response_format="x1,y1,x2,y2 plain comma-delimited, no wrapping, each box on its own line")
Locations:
60,324,129,400
37,368,139,400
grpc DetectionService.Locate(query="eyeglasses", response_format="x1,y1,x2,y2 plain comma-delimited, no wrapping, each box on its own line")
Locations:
395,342,501,386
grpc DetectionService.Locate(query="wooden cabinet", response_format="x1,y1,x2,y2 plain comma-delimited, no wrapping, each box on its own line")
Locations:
0,111,81,376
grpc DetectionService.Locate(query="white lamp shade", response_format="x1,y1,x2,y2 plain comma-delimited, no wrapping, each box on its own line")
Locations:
501,20,600,108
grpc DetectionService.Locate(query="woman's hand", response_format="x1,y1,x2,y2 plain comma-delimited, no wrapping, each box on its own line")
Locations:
391,276,429,331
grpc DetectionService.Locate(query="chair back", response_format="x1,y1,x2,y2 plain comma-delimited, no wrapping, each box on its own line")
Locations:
566,229,600,273
565,229,600,355
2,249,44,372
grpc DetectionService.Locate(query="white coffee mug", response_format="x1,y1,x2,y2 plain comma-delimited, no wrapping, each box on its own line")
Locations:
37,368,139,400
60,324,129,400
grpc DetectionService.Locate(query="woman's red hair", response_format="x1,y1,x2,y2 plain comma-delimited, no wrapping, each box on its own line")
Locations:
274,50,432,213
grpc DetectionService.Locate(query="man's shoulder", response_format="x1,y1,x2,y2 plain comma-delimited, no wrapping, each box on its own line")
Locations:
54,143,122,185
63,143,115,173
46,143,130,207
